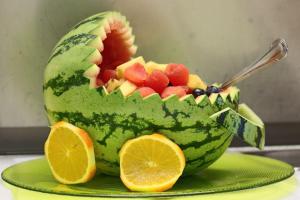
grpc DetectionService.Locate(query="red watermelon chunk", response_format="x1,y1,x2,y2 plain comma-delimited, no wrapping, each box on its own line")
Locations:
124,63,148,86
165,64,189,86
161,86,187,98
137,87,156,97
144,70,169,94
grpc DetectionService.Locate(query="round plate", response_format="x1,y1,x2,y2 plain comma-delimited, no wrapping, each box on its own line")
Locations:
1,153,294,198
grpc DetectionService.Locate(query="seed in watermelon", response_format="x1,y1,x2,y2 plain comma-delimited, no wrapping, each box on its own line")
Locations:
124,63,148,86
144,70,169,94
161,86,187,98
165,64,189,86
99,69,117,84
137,87,156,97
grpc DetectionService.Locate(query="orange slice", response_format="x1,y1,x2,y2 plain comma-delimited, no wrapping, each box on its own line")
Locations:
120,134,185,192
44,121,96,184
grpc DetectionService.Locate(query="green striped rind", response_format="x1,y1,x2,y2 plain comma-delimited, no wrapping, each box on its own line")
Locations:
43,69,89,96
45,85,236,175
48,33,98,63
210,105,265,149
44,65,240,175
209,86,240,111
44,11,136,87
54,12,132,51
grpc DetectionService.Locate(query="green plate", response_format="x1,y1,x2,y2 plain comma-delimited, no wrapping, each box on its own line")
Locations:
1,153,294,198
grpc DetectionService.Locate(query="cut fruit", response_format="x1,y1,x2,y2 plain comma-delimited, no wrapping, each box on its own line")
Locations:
165,64,189,86
44,121,96,184
145,61,167,74
99,69,117,84
137,87,156,97
124,63,148,86
187,74,207,90
119,80,137,96
106,79,124,93
120,134,185,192
161,86,187,99
144,70,169,94
116,56,146,78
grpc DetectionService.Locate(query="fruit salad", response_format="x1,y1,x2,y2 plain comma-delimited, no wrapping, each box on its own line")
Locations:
98,56,209,99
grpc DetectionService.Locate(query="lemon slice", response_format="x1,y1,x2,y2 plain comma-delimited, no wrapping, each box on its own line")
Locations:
45,121,96,184
120,134,185,192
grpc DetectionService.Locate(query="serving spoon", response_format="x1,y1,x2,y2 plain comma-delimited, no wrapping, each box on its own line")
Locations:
219,38,288,90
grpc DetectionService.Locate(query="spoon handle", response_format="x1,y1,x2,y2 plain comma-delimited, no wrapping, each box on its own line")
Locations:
220,38,288,90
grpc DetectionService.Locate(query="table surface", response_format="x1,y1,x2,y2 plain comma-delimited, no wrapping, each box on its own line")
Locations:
1,153,300,200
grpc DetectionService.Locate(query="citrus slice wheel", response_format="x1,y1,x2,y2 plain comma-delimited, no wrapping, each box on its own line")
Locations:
44,121,96,184
120,134,185,192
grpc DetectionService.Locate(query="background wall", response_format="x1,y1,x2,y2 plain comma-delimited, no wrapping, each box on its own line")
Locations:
0,0,299,127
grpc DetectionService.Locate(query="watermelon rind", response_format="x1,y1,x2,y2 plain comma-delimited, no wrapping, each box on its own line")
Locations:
210,104,265,149
44,11,265,176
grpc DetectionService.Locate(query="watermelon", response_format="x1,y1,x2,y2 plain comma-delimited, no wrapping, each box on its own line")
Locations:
44,11,265,176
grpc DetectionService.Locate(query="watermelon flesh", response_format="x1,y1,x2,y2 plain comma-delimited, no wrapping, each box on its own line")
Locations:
100,21,132,70
44,12,265,176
